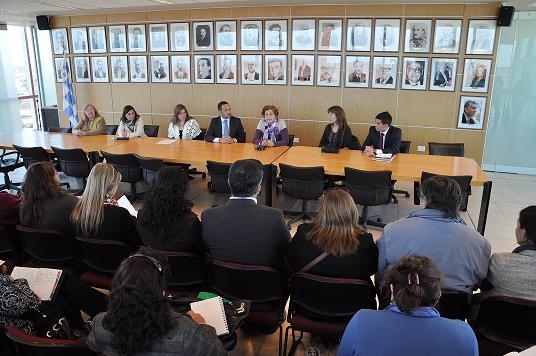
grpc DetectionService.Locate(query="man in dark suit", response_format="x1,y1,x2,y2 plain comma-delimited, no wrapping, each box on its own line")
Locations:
205,101,246,143
201,159,291,272
461,100,477,125
362,111,402,156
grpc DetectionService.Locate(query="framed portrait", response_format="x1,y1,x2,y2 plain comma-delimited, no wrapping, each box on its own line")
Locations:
346,19,372,52
345,56,370,88
171,55,191,83
89,26,107,53
193,22,213,51
149,24,168,52
170,23,190,52
374,19,400,52
91,56,109,83
265,20,287,51
215,21,236,50
265,54,287,85
109,25,127,53
318,19,342,51
128,25,146,53
433,19,462,54
241,55,262,85
241,20,262,51
404,19,431,53
401,57,428,90
371,56,398,89
466,19,496,55
462,58,491,93
129,56,148,82
291,55,314,86
292,19,315,51
54,57,70,82
458,96,486,130
71,27,88,54
110,56,128,83
429,58,457,91
151,55,169,83
216,55,237,84
317,55,341,87
52,28,69,55
194,55,215,83
74,57,91,82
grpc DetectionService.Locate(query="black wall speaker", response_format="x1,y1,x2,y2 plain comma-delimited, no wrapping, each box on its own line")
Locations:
36,15,50,30
497,6,514,27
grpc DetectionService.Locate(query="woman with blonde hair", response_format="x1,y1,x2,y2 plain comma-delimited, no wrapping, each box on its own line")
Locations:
69,163,141,247
167,104,202,140
73,103,106,136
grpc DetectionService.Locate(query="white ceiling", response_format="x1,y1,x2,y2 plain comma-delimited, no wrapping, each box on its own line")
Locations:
0,0,534,24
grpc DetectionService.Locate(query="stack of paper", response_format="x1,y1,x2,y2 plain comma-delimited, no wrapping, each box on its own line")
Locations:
373,153,394,162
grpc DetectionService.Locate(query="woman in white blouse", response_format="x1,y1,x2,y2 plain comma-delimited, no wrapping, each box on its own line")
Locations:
117,105,146,138
168,104,202,140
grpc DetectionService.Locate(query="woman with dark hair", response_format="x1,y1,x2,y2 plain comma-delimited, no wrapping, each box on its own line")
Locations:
137,167,203,253
117,105,146,138
19,161,78,233
87,250,226,355
338,255,478,356
252,105,289,147
318,105,354,149
168,104,202,140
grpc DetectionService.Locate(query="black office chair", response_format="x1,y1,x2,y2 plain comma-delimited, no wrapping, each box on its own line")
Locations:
435,290,470,320
12,144,53,169
16,225,72,267
144,125,160,137
47,127,72,133
350,135,362,150
428,142,465,157
0,225,17,269
0,149,23,193
137,155,166,187
414,171,472,211
101,151,143,201
288,134,295,147
105,124,118,135
157,250,206,297
278,164,326,230
392,140,411,201
51,146,91,191
343,167,393,228
206,160,232,194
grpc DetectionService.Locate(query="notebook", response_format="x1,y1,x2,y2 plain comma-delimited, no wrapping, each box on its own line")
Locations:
11,267,63,301
190,296,229,336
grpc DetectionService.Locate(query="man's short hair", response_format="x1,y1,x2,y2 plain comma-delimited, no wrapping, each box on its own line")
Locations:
269,24,281,31
376,111,393,125
420,175,462,218
217,101,229,111
519,206,536,244
464,100,478,110
228,159,263,197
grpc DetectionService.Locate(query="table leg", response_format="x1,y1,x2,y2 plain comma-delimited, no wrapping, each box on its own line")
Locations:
477,180,492,236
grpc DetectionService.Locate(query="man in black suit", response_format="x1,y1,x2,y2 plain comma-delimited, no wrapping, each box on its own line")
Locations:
205,101,246,143
362,111,402,156
201,159,291,272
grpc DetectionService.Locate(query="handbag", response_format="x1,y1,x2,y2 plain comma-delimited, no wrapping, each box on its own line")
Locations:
321,145,340,154
288,252,330,286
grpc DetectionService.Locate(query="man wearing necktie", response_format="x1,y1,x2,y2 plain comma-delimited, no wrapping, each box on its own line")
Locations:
205,101,246,144
362,111,402,157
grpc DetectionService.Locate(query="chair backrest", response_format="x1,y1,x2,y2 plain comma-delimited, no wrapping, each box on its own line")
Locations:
16,225,72,266
288,134,295,147
0,225,16,260
105,125,118,135
428,142,464,157
75,237,133,275
435,290,469,320
144,125,160,137
206,160,232,194
159,250,205,289
47,127,72,133
400,140,411,153
194,128,207,141
101,151,143,184
50,146,91,180
5,326,95,356
350,135,362,150
343,167,392,206
137,155,166,186
278,163,325,201
12,145,51,169
420,171,472,211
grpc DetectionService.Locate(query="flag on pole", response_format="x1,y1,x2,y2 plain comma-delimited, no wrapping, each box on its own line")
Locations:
62,53,79,128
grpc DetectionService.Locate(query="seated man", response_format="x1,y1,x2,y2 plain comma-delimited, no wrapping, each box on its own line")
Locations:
362,111,402,156
201,159,291,274
376,175,491,295
204,101,246,144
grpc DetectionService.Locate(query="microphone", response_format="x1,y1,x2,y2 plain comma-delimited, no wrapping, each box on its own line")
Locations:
255,136,265,151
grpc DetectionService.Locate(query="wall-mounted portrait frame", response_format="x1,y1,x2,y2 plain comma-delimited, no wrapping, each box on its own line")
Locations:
151,55,169,83
317,55,341,87
345,55,370,88
193,22,213,51
170,23,190,52
318,19,342,51
458,96,486,130
74,56,91,82
89,26,107,53
71,27,88,54
52,28,69,55
241,20,262,51
109,25,127,53
91,56,109,82
404,19,431,53
54,57,70,82
265,54,287,85
371,56,398,89
462,58,492,93
374,19,400,52
216,21,237,51
401,57,428,90
171,55,191,83
216,55,238,84
130,55,148,82
149,24,169,52
241,54,262,85
110,55,128,83
292,19,315,51
429,58,457,91
291,54,314,86
194,55,215,83
466,19,496,55
433,19,462,54
128,25,146,52
265,20,287,51
346,19,372,52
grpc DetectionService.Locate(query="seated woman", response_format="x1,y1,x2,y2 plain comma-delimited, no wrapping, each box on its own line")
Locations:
87,249,226,355
116,105,146,138
168,104,202,140
286,189,378,303
19,161,78,233
318,105,356,149
338,255,478,356
252,105,289,147
73,103,106,136
69,163,142,248
137,167,203,254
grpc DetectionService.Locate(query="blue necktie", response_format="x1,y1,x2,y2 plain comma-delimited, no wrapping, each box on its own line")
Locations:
222,119,229,137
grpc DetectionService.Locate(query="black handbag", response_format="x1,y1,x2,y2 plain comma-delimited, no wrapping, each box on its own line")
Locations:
321,145,340,154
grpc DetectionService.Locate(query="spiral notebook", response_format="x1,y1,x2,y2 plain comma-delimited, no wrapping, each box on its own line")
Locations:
190,296,229,336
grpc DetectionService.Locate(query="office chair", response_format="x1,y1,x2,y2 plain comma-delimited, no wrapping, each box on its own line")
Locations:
16,225,72,268
47,127,72,133
144,124,160,137
105,124,118,135
428,142,465,157
187,128,207,179
137,155,166,187
206,160,232,194
414,171,472,211
101,151,144,201
392,140,411,202
0,149,23,193
51,146,91,191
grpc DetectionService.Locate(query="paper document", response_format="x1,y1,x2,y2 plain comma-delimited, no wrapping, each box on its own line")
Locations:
373,153,395,162
156,139,176,145
117,195,138,217
11,267,62,301
190,296,229,336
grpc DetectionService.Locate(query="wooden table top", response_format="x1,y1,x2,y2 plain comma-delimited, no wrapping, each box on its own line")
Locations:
273,146,489,185
0,131,120,153
101,137,290,165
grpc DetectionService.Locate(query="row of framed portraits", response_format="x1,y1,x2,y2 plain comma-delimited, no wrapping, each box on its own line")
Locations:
51,18,496,55
57,54,491,93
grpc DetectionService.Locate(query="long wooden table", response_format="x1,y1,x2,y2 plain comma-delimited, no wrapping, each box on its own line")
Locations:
273,146,492,235
0,131,120,153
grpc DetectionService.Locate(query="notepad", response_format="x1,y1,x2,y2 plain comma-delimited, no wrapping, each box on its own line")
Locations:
11,267,62,301
190,296,229,336
117,195,138,217
156,139,176,145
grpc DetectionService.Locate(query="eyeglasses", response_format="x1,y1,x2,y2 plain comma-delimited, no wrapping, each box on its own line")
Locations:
128,254,163,274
